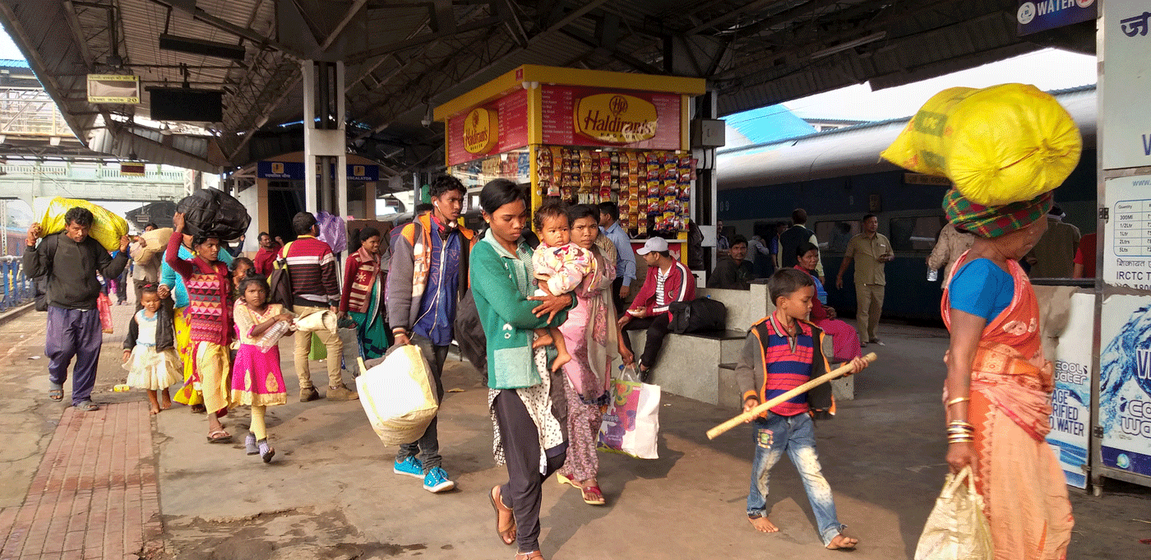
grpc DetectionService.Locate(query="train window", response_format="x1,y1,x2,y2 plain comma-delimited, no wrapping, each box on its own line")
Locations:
815,221,859,252
889,216,947,251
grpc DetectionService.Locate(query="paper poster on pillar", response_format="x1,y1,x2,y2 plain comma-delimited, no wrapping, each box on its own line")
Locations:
1101,0,1151,170
1103,175,1151,290
1045,291,1094,489
1099,293,1151,478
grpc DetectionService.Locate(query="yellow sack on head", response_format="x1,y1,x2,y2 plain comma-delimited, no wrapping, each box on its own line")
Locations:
34,197,129,252
880,83,1081,207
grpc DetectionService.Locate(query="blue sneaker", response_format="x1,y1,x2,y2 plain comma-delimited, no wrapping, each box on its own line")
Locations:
393,456,424,479
423,466,456,493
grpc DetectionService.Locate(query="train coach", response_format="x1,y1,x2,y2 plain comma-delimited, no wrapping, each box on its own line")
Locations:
716,85,1097,323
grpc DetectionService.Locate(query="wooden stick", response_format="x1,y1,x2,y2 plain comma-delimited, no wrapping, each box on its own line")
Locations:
706,352,877,440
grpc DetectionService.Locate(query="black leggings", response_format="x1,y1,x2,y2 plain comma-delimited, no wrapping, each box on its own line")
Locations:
494,390,566,554
620,313,672,369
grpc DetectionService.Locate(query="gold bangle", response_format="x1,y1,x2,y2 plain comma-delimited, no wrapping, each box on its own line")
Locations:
946,397,970,407
947,420,973,429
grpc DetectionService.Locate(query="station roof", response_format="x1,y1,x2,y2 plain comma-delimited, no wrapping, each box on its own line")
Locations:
0,0,1093,178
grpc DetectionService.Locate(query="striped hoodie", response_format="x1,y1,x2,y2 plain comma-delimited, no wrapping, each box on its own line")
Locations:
279,235,341,308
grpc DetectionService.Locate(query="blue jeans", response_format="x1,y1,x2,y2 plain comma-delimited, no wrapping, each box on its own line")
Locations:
747,413,844,546
396,333,448,473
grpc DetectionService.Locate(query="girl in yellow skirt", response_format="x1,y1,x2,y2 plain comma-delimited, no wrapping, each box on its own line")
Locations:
165,213,235,442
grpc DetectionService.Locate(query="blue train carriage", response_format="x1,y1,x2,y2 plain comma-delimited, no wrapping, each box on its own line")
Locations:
716,85,1097,324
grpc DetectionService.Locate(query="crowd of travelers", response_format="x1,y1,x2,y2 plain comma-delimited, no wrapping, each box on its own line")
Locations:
22,174,1076,559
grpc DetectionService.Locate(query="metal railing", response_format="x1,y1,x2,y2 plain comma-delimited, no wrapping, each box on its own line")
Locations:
0,256,33,311
0,87,70,137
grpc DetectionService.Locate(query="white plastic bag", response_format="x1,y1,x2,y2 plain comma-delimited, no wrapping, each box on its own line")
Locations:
357,345,439,447
598,366,661,459
914,466,994,560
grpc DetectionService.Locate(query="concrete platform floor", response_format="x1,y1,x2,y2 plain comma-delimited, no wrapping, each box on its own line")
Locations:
0,302,1148,559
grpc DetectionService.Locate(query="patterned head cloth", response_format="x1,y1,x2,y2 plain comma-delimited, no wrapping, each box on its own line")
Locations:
943,189,1053,238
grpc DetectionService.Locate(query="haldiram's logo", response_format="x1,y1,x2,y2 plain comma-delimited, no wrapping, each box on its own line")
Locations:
462,107,498,155
575,93,657,144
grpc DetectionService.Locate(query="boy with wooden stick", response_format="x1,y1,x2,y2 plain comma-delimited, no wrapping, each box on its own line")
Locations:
735,268,868,550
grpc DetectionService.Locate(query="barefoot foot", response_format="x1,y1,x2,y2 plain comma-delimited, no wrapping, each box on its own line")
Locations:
748,515,779,533
532,332,553,349
826,533,858,550
551,351,571,373
149,406,160,415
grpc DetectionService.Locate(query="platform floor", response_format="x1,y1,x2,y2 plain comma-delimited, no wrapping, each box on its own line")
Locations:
0,302,1147,559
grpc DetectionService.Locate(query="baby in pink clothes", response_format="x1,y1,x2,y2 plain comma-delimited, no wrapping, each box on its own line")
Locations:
532,202,597,372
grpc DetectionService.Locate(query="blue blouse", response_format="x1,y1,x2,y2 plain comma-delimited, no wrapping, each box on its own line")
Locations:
948,258,1014,322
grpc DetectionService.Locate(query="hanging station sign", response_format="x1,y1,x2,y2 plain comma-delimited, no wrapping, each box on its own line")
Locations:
1016,0,1096,36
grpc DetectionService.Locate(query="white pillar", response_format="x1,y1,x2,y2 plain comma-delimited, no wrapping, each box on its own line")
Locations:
335,62,349,221
302,61,318,213
302,61,347,215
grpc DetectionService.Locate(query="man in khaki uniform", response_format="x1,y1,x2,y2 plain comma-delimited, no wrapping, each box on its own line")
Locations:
835,214,894,347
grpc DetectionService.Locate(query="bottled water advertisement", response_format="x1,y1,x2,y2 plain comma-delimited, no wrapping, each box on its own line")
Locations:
1099,293,1151,478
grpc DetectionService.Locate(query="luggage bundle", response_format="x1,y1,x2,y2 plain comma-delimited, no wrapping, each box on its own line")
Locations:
880,83,1081,207
34,197,129,252
175,188,250,240
357,345,439,446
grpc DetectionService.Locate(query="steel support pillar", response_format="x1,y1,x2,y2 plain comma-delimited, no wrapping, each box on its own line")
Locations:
302,60,348,219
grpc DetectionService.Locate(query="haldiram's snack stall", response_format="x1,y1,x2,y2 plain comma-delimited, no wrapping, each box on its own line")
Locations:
434,65,706,262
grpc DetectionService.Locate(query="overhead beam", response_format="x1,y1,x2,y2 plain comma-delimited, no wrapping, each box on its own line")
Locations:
320,0,370,51
346,16,503,63
154,0,306,59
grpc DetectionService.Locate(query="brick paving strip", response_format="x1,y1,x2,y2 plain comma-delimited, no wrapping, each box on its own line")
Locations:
0,402,163,560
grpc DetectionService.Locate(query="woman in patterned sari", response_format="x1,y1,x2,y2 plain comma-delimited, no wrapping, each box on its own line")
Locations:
340,227,391,360
554,204,634,506
940,190,1073,559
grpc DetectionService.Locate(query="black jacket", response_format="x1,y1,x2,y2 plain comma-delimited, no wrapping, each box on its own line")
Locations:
23,233,128,310
123,306,176,351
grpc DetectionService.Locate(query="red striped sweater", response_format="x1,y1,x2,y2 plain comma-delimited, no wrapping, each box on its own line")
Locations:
279,236,341,308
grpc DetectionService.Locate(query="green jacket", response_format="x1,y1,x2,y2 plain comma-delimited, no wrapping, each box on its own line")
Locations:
470,231,571,389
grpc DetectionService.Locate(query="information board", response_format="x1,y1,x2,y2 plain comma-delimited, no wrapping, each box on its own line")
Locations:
1103,175,1151,289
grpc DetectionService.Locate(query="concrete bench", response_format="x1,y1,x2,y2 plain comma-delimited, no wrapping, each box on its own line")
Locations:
621,282,854,409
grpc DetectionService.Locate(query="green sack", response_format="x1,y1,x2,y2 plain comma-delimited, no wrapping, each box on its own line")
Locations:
309,333,327,361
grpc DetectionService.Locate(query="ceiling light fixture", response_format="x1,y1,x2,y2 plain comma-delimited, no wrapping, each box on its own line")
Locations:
810,32,887,60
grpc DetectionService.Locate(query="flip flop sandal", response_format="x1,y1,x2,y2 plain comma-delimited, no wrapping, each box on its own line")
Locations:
489,486,516,546
580,485,606,506
556,472,581,490
76,400,99,412
206,430,232,443
48,387,63,402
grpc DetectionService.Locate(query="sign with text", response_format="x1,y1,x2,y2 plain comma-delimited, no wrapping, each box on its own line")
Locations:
1017,0,1096,36
446,88,529,166
87,74,140,104
1102,0,1151,169
1045,291,1095,488
542,85,681,150
1099,293,1151,479
1103,175,1151,289
256,162,379,181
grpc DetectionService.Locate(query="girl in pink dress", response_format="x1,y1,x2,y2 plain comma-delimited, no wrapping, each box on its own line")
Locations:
231,275,294,463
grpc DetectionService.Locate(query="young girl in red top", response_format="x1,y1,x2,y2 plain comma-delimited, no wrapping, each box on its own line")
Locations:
165,212,234,443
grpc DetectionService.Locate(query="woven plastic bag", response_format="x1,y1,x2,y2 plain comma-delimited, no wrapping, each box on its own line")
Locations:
134,227,173,264
35,197,129,252
880,83,1081,207
357,344,439,447
914,466,994,560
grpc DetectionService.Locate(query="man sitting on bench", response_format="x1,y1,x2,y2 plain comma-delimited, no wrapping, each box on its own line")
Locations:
618,237,696,382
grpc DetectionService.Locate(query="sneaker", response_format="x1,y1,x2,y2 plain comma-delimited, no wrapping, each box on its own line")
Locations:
258,439,275,463
394,456,424,479
869,339,885,346
299,387,320,402
245,432,259,455
423,467,456,493
327,384,359,401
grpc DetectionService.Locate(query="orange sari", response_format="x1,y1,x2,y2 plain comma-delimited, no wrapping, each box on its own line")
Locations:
942,252,1072,560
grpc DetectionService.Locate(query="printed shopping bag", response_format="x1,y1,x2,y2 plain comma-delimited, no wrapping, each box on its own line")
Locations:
357,345,439,447
97,292,113,334
598,366,660,459
914,466,993,560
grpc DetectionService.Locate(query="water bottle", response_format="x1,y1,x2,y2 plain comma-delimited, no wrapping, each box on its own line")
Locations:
927,269,938,282
113,384,131,392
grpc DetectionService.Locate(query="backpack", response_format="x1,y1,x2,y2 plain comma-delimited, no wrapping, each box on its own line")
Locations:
668,297,726,334
268,241,295,311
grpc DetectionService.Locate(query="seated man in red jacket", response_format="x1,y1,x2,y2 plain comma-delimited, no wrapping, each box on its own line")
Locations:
617,237,696,382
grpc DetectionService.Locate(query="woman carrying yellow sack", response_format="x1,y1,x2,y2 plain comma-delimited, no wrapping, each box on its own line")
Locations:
939,189,1073,559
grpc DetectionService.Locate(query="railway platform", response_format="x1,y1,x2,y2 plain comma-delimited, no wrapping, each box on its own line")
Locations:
0,303,1147,559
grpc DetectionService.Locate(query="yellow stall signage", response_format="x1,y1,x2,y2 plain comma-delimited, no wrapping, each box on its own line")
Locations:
463,107,499,155
574,93,658,144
